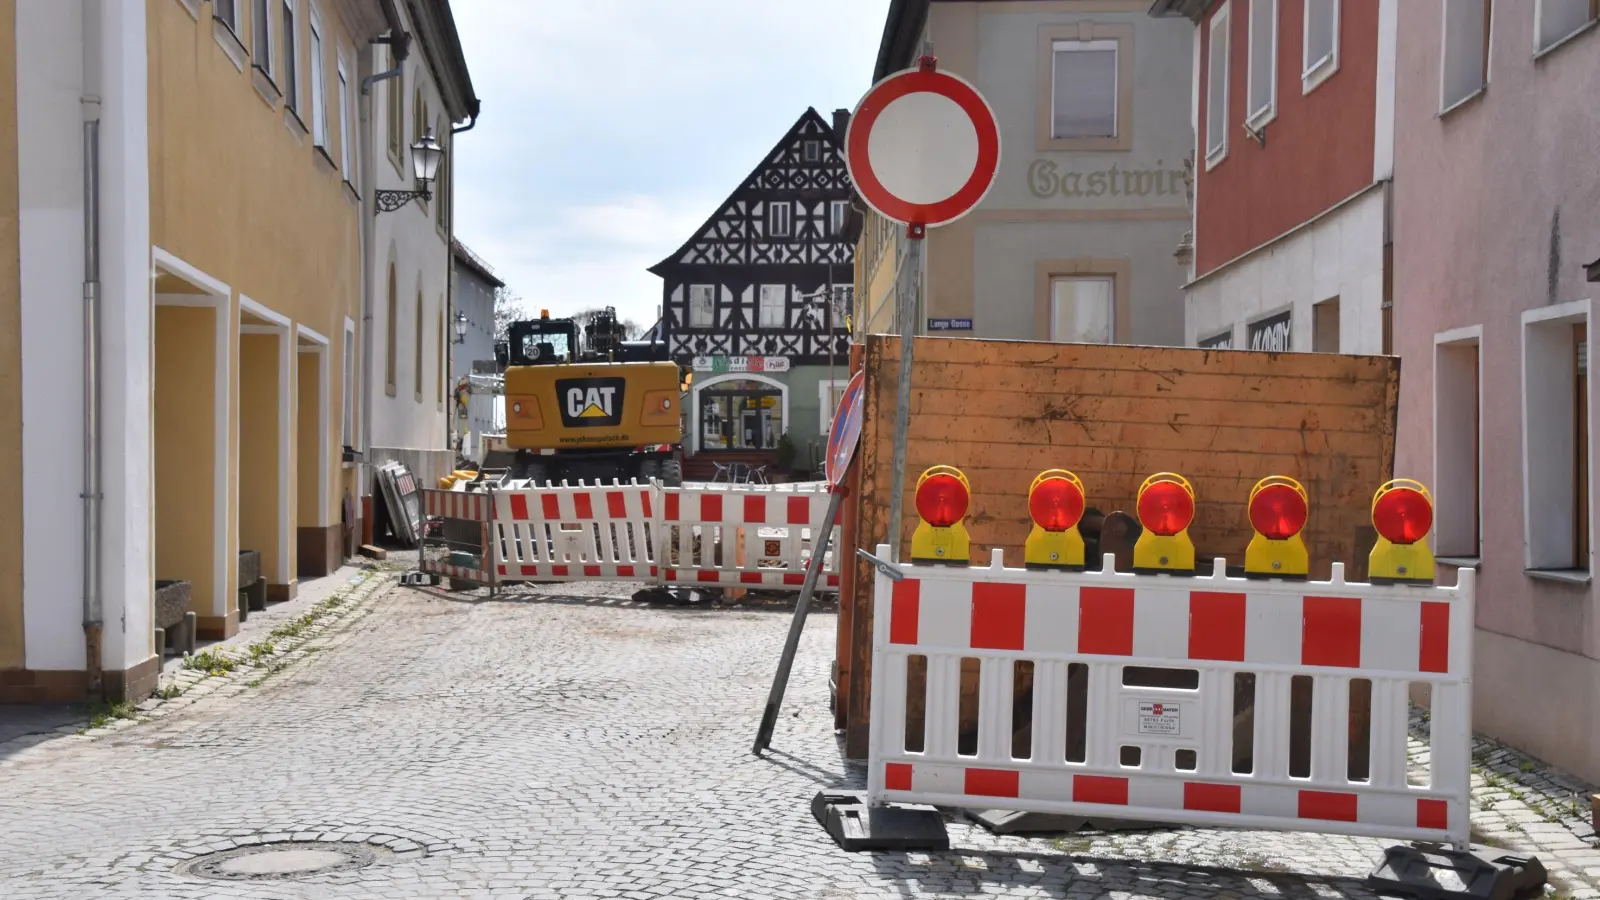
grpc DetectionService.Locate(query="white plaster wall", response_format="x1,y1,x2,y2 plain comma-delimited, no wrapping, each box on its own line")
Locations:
18,1,88,671
98,0,153,670
17,0,152,672
1184,188,1386,354
364,4,450,456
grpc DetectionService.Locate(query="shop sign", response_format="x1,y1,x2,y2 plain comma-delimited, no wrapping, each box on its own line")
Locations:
1247,311,1292,353
691,356,792,374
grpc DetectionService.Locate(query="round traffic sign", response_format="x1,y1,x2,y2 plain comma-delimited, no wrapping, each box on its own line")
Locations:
845,61,1001,228
824,370,867,488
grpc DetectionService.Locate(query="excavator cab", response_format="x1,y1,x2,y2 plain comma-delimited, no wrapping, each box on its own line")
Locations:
507,314,577,366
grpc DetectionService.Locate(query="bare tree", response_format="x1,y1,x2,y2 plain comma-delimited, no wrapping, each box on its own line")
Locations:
493,286,526,343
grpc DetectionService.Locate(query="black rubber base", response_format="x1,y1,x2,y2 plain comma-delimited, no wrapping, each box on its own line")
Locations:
966,809,1165,835
1366,845,1547,900
811,791,950,852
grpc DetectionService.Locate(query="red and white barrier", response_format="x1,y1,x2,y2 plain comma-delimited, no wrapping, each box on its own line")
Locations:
418,487,498,587
659,482,841,590
490,479,660,582
866,547,1475,849
420,480,844,593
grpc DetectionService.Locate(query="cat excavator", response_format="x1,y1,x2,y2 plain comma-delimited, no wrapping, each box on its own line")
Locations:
479,306,689,486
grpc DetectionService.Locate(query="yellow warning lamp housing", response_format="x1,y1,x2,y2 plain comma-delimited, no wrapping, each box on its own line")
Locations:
910,465,972,566
1368,479,1436,585
1132,472,1197,575
1244,475,1310,580
1025,469,1087,571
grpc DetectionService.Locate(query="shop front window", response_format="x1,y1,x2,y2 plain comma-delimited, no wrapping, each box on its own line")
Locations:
699,380,783,451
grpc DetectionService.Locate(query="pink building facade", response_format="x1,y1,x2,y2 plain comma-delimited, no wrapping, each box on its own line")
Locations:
1393,0,1600,783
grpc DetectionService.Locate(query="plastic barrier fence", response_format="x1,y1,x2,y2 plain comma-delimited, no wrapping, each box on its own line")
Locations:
660,482,840,589
420,480,841,592
865,547,1474,849
491,479,659,582
418,489,498,586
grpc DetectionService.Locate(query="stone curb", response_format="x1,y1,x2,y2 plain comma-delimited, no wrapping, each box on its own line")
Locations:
0,567,401,762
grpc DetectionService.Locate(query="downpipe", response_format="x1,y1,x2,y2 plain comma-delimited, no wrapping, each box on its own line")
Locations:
81,111,103,695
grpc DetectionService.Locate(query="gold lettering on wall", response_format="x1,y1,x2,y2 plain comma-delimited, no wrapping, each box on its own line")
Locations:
1027,158,1187,200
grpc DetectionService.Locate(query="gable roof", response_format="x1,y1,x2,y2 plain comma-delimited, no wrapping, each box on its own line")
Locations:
647,108,845,276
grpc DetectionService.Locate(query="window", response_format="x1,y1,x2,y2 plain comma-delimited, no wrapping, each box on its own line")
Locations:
1246,0,1279,127
688,285,715,328
1521,302,1591,573
436,122,449,227
803,140,821,162
758,286,786,328
337,57,352,176
767,202,792,238
385,264,397,395
342,321,356,447
308,10,327,147
413,85,423,143
1537,0,1597,52
1312,297,1340,352
215,0,239,32
281,0,298,113
829,200,848,238
387,58,403,160
1434,329,1481,559
1302,0,1339,90
414,290,425,400
1206,5,1231,164
820,380,850,434
1441,0,1491,110
251,0,271,69
1051,40,1118,139
1050,277,1115,345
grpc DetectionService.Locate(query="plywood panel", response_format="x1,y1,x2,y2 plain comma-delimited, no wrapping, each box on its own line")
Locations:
842,336,1399,758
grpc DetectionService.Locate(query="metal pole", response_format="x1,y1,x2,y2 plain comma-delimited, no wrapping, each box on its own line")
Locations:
752,486,845,754
883,229,924,562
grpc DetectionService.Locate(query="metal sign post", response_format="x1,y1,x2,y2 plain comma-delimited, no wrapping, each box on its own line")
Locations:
884,231,923,562
754,371,867,755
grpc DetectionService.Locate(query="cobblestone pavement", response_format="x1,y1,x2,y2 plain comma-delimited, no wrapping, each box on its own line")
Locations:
0,576,1595,899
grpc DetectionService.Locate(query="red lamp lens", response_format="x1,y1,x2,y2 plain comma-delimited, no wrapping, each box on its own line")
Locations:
1029,478,1084,531
1137,480,1194,537
915,473,969,528
1249,484,1308,541
1373,488,1433,545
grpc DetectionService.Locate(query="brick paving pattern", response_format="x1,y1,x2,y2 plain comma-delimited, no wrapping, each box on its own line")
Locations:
0,574,1594,898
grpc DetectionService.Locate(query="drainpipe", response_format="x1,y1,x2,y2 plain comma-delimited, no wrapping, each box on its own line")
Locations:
358,1,410,499
444,105,479,457
81,0,104,696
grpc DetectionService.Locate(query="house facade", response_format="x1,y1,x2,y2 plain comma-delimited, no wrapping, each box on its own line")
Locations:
1153,0,1394,355
855,0,1193,349
450,238,503,460
649,108,855,477
0,0,476,704
1392,0,1600,783
359,0,477,524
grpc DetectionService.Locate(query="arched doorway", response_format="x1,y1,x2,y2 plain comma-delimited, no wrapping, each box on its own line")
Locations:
691,374,788,454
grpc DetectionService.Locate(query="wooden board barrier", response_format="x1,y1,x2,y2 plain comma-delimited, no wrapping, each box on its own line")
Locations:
840,336,1400,759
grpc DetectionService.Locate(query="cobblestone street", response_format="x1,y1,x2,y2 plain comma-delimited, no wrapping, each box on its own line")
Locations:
0,572,1595,899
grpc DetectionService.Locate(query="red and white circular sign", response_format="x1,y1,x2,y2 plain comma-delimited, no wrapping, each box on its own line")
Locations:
844,62,1001,228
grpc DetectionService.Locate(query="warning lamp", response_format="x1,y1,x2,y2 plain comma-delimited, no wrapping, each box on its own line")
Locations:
1132,472,1196,574
1368,479,1436,585
1244,476,1310,579
1025,470,1087,571
540,309,550,319
910,466,971,565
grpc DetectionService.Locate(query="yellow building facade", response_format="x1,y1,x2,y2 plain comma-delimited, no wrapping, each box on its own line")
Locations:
0,0,473,703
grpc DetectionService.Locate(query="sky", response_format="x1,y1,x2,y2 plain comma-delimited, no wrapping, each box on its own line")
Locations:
449,0,892,330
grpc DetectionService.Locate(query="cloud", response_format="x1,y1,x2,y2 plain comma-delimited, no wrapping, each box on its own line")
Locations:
448,0,889,328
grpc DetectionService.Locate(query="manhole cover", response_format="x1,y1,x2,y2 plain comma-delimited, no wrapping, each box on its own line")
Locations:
180,841,383,881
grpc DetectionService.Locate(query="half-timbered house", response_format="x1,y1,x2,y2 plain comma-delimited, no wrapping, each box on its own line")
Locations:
649,108,856,477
